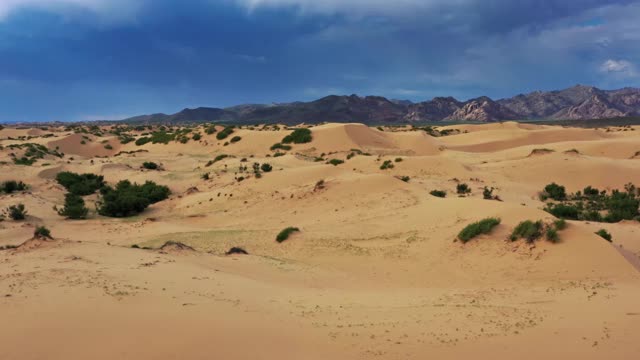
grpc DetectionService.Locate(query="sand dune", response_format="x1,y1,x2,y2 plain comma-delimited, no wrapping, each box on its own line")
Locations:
1,122,640,360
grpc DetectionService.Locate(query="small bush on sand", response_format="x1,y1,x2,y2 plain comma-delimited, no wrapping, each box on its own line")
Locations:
456,183,471,194
6,204,27,220
328,159,344,166
205,125,217,135
276,227,300,243
510,220,544,243
398,176,410,182
554,219,567,230
430,190,446,198
545,227,559,243
1,180,28,194
458,218,501,243
230,136,242,143
270,143,292,151
282,128,312,144
544,203,579,220
192,133,202,141
226,247,249,255
483,187,497,200
380,160,394,170
56,171,105,196
595,229,612,242
97,180,170,218
58,193,89,219
260,163,273,172
216,126,234,140
541,182,566,201
142,161,159,170
34,226,52,239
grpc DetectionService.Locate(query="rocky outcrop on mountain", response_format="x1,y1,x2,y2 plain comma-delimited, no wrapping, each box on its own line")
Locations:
444,97,518,122
122,85,640,124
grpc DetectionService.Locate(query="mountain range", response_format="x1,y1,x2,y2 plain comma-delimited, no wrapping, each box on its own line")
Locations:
122,85,640,124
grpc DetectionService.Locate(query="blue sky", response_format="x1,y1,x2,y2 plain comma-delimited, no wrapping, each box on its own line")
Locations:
1,0,639,122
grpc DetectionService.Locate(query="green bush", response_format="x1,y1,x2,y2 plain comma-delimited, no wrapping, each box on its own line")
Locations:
206,154,228,167
546,227,559,243
510,220,543,243
554,219,567,230
394,157,403,163
216,126,234,140
595,229,612,242
270,143,292,151
380,160,394,170
542,182,566,201
192,133,202,141
458,218,501,243
399,176,410,182
230,136,242,143
276,227,300,243
58,193,89,219
430,190,446,198
7,204,27,220
135,137,151,146
104,144,113,150
456,183,471,194
142,162,159,170
483,187,495,200
1,180,27,194
205,125,217,135
34,226,52,239
56,172,105,196
260,163,273,172
544,203,580,220
97,180,170,218
282,128,312,144
604,190,640,222
328,159,344,166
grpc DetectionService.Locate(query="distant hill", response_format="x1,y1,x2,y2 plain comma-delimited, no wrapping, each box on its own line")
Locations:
121,85,640,124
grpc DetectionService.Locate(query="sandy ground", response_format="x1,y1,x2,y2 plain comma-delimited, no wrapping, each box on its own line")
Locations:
1,122,639,359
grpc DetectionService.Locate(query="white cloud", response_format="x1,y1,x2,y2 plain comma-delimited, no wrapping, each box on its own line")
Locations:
600,59,637,77
236,0,466,16
0,0,144,21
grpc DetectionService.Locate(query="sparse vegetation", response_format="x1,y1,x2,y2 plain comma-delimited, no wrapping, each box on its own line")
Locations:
260,163,273,172
510,220,543,243
216,126,235,140
328,159,344,166
142,161,159,170
276,227,300,243
458,218,501,243
7,204,27,220
1,180,28,194
34,226,52,239
230,136,242,143
595,229,612,242
56,172,105,196
456,183,471,194
540,182,566,201
97,180,171,218
58,193,89,219
380,160,394,170
430,190,446,198
226,247,248,255
270,143,292,151
282,128,312,144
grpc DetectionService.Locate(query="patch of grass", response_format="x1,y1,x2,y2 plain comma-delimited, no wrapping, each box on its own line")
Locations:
430,190,446,198
276,227,300,243
595,229,612,242
457,217,501,243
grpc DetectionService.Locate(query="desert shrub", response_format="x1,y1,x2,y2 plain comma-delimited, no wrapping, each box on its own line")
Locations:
205,125,217,135
483,187,495,200
542,182,566,201
104,144,113,150
273,152,285,157
380,160,394,170
97,180,170,218
595,229,612,242
201,173,210,180
430,190,446,198
216,126,234,140
544,203,580,220
260,163,273,172
7,204,27,220
545,227,559,243
56,172,105,196
58,193,89,219
399,176,410,182
328,159,344,166
604,190,640,222
456,183,471,194
142,161,159,170
458,217,501,243
192,133,202,141
554,219,567,230
282,128,312,144
270,143,292,151
276,227,300,243
395,158,403,162
135,137,151,146
230,136,242,143
510,220,543,243
205,154,228,166
226,247,248,255
1,180,27,194
34,226,52,239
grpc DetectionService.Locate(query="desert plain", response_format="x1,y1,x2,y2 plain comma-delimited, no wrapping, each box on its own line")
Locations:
1,121,639,359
